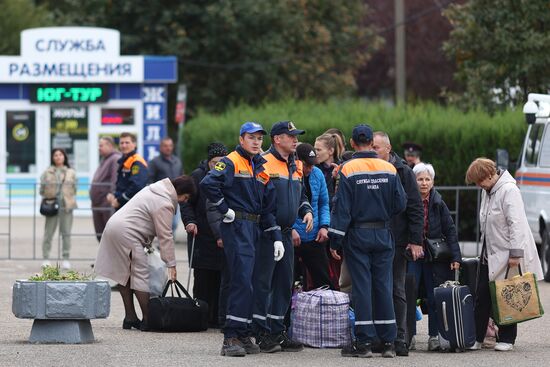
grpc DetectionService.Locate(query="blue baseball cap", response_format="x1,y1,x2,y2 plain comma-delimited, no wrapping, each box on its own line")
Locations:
240,122,267,136
352,124,373,143
270,121,305,136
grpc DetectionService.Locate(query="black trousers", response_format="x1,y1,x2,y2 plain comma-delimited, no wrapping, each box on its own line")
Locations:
475,262,517,344
392,246,408,343
294,241,334,290
193,268,222,327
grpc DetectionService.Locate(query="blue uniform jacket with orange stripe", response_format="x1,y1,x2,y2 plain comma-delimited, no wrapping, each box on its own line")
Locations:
114,150,148,207
262,146,313,230
329,150,407,249
199,145,282,242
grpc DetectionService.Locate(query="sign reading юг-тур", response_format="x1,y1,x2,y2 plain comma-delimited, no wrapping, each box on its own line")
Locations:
0,27,144,83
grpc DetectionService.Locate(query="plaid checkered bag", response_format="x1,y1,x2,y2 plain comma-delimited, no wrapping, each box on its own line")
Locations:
290,287,351,348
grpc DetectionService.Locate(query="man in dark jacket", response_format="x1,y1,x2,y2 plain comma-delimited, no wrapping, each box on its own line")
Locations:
373,131,424,356
251,121,313,353
107,132,148,210
329,125,407,358
148,137,183,183
90,136,121,241
180,142,228,328
201,122,283,357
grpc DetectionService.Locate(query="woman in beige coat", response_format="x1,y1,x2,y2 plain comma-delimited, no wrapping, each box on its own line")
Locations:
466,158,543,352
40,148,77,269
95,176,195,331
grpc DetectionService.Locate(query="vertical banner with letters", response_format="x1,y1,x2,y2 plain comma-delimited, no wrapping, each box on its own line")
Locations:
142,85,167,161
50,106,89,172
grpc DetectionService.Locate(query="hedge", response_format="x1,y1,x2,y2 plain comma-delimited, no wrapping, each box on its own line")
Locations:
181,99,526,186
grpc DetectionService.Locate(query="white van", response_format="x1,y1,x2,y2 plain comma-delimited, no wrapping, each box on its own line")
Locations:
513,93,550,281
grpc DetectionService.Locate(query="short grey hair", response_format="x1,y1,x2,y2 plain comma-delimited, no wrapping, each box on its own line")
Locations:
413,162,435,180
373,131,391,145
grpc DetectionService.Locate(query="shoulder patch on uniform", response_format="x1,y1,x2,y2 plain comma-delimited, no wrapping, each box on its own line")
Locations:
131,165,140,175
214,162,226,171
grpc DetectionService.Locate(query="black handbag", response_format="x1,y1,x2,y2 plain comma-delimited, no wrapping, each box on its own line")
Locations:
424,238,452,262
148,279,209,332
40,198,59,217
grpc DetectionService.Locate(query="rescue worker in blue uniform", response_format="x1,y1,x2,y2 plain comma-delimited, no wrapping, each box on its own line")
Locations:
251,121,314,353
200,122,283,357
329,124,407,358
107,132,148,210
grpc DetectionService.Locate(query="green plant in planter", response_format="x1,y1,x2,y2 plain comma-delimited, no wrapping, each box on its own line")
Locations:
29,265,92,281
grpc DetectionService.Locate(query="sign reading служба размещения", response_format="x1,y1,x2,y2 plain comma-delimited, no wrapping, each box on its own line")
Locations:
0,27,144,83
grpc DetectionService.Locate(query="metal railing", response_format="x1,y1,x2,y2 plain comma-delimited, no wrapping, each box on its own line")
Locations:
0,181,113,261
0,182,483,260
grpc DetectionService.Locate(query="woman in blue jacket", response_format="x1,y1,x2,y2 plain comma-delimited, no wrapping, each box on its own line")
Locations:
292,143,334,289
408,163,461,351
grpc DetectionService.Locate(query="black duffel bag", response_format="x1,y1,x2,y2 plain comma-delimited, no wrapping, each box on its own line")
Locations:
148,279,208,332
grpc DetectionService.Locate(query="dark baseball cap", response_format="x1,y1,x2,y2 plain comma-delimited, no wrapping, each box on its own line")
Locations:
296,143,318,165
402,141,423,155
239,122,267,136
270,120,305,136
352,124,373,143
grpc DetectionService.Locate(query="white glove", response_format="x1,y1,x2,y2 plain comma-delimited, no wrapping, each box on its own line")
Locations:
223,208,235,223
274,241,285,261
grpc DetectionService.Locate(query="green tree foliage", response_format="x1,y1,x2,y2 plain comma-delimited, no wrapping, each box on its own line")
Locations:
0,0,51,54
41,0,381,111
443,0,550,112
181,99,525,186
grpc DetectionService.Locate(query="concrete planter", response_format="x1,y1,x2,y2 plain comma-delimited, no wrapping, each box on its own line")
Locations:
12,280,111,343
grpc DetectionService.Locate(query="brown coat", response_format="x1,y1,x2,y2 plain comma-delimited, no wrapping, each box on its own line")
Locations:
90,151,122,207
94,178,177,292
40,166,77,211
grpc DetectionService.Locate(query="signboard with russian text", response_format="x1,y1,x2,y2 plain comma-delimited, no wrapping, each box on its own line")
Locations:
142,85,166,161
50,106,89,172
30,84,109,103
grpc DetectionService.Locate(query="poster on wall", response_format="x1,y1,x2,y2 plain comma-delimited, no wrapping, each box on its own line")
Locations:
6,111,36,173
50,106,89,172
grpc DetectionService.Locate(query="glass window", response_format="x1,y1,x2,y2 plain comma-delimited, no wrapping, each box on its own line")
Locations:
539,126,550,167
524,123,544,166
6,111,36,173
51,106,89,172
101,108,134,125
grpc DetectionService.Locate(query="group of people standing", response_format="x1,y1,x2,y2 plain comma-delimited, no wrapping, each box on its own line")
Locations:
183,120,543,358
40,120,543,358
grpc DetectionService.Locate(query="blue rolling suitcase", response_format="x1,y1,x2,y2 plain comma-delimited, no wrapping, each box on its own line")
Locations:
434,271,476,351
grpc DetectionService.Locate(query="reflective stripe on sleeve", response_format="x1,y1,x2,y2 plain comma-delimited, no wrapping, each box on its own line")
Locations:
212,197,224,206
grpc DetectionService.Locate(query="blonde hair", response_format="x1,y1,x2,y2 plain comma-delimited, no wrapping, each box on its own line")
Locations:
316,133,344,162
465,158,497,184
